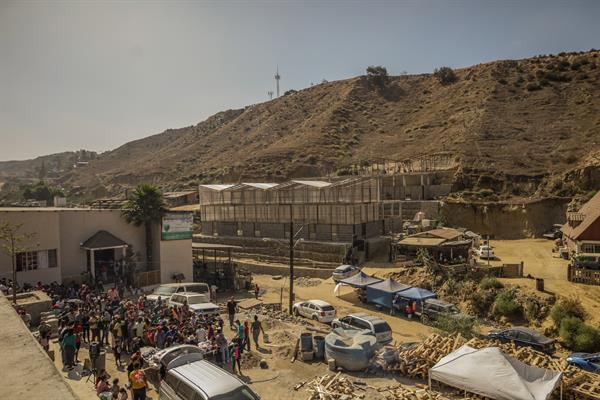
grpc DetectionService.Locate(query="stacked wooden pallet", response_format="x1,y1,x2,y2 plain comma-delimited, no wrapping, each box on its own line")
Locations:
385,333,467,379
378,384,452,400
305,372,365,400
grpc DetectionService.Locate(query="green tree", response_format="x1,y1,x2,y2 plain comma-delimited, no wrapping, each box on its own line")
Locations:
121,184,166,269
0,221,36,304
366,65,390,89
434,66,458,85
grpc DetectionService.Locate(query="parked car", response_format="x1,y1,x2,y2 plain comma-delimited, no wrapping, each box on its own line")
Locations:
420,298,472,324
331,313,393,345
475,245,495,259
542,224,564,240
159,359,260,400
332,265,360,282
145,344,205,383
566,352,600,373
169,293,220,317
572,254,600,270
292,300,336,323
147,282,210,302
487,326,555,354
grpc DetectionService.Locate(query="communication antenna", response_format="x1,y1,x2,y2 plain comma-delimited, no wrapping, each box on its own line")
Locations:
268,91,273,100
274,66,281,97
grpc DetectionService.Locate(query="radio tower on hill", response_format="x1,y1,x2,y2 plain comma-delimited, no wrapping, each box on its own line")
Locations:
274,66,281,97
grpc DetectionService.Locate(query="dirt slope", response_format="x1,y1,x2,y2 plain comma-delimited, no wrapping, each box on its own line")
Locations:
4,50,600,199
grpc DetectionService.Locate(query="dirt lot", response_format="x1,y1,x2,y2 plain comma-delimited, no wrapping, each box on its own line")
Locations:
486,239,600,325
50,239,600,400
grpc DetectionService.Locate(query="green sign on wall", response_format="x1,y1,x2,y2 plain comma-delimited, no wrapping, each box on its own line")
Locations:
162,212,193,240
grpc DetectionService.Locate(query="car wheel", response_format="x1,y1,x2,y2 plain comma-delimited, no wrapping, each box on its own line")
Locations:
293,308,299,317
312,315,318,321
421,315,430,325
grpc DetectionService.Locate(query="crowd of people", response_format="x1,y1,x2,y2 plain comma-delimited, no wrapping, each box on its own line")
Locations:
32,281,266,400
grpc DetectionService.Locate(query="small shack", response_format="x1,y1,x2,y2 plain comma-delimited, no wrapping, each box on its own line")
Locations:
366,278,411,309
393,227,472,263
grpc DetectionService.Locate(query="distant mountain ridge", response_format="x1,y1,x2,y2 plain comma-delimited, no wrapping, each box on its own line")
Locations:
2,50,600,201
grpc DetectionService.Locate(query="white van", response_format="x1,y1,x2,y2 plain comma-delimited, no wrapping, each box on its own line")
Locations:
160,359,260,400
168,293,220,317
147,283,210,302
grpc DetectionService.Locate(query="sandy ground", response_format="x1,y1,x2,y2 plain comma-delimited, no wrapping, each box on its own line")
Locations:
50,239,600,400
486,239,600,326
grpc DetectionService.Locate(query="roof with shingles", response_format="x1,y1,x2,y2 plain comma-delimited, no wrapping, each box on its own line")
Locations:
81,230,128,249
562,191,600,240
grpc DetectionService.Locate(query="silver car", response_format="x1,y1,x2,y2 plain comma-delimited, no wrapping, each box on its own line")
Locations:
331,313,393,345
332,265,360,282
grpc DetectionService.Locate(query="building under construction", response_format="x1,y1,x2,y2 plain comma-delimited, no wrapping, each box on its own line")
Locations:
198,171,453,242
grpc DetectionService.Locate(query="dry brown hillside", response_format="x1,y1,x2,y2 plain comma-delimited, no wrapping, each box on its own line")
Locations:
7,51,600,200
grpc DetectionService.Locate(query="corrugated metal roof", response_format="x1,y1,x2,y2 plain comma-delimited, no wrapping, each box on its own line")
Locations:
413,228,463,241
199,184,235,191
291,180,332,188
241,182,279,190
397,237,446,247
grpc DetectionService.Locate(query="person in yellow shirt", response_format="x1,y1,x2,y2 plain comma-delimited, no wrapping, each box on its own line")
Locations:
128,363,147,400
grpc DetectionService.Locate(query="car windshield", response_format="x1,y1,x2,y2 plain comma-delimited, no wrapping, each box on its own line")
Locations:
187,284,209,293
154,286,177,296
373,322,391,333
187,295,209,305
321,305,334,311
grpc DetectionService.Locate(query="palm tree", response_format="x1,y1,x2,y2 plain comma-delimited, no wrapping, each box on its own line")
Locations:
121,184,166,269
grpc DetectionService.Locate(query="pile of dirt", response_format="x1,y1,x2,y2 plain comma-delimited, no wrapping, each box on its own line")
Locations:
294,277,323,287
268,330,297,343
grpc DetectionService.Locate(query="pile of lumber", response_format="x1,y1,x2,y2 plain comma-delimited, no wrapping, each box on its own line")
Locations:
377,384,452,400
305,372,365,400
383,333,467,379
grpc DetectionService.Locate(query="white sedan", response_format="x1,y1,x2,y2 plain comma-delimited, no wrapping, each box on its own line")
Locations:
292,300,336,323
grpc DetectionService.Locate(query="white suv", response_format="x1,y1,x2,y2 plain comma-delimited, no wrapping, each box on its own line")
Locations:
169,293,220,317
147,282,210,302
292,300,336,323
331,313,393,345
332,265,360,282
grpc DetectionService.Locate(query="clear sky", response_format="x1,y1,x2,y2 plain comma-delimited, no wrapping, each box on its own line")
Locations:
1,0,599,161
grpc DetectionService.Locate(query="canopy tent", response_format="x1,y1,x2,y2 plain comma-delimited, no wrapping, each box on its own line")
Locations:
394,287,437,314
366,278,411,309
429,346,562,400
337,272,383,289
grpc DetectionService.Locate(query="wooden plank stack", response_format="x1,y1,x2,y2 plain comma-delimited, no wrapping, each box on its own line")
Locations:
378,384,453,400
305,373,365,400
384,333,467,379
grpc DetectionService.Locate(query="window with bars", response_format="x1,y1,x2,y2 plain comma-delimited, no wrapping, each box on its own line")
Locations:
16,249,58,271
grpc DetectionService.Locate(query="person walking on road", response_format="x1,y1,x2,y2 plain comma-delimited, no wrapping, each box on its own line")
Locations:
227,298,237,329
251,315,265,349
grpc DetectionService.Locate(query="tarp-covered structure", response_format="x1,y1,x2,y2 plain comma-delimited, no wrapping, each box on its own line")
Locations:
393,287,437,313
429,346,562,400
337,272,383,289
366,278,411,309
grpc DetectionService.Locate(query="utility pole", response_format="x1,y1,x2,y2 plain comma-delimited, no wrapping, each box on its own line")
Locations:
289,204,294,314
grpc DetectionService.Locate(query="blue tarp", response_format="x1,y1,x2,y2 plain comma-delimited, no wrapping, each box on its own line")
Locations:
366,278,411,309
393,286,437,313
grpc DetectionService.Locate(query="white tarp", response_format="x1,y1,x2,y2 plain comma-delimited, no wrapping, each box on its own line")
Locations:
429,346,562,400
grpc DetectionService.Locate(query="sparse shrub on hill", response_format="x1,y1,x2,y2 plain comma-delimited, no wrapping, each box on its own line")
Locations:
366,65,389,89
479,277,504,290
435,314,478,339
550,297,586,328
559,316,600,353
526,83,542,91
434,66,458,85
494,290,521,317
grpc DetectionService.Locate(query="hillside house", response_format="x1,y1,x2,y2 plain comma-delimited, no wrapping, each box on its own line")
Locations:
562,191,600,255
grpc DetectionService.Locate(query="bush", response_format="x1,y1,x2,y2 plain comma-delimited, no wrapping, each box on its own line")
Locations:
434,315,478,339
526,83,542,91
550,297,586,328
480,277,504,290
559,317,600,352
494,291,521,317
366,66,389,89
434,66,458,85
